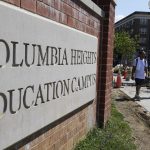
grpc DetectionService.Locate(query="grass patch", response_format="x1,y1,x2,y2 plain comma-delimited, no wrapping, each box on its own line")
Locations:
74,104,136,150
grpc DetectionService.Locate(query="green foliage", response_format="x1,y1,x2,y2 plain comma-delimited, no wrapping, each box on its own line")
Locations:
114,32,139,63
74,104,136,150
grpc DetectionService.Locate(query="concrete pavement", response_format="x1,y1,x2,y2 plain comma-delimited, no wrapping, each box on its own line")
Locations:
119,79,150,112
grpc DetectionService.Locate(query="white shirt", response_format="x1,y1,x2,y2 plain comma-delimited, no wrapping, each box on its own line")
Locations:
133,57,148,79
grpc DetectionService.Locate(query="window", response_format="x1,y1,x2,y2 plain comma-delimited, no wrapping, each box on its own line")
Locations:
139,28,147,34
140,18,148,25
130,29,134,34
139,37,147,43
130,20,134,25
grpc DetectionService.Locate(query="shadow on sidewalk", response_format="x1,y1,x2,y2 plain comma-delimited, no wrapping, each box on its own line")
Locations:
139,97,150,100
115,96,132,101
115,95,150,101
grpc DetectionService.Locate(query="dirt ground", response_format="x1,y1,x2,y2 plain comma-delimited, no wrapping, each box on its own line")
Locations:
112,89,150,150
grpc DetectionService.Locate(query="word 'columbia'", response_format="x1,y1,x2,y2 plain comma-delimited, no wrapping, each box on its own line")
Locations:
0,39,96,68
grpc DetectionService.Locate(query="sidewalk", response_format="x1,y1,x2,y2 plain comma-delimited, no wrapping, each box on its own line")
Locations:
120,79,150,112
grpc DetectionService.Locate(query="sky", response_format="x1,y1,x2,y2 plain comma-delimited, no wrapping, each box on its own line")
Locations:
115,0,150,22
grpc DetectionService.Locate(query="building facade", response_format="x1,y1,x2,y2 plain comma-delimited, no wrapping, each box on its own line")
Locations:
115,11,150,64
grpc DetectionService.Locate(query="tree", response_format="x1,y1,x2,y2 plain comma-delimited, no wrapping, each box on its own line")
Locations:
114,32,139,65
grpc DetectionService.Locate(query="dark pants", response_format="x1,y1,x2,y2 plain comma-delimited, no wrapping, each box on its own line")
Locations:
135,78,145,86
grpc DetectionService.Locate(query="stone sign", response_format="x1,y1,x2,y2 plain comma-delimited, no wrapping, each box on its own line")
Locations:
0,2,98,149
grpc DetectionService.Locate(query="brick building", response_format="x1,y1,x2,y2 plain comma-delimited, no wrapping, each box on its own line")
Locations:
0,0,115,149
115,11,150,64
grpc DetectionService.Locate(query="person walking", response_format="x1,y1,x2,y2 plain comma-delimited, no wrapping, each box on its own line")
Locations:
131,50,148,100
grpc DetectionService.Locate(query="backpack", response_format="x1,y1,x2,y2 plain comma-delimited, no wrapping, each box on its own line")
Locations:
136,58,147,68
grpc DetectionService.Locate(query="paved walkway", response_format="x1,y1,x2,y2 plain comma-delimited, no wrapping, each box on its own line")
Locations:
120,79,150,112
